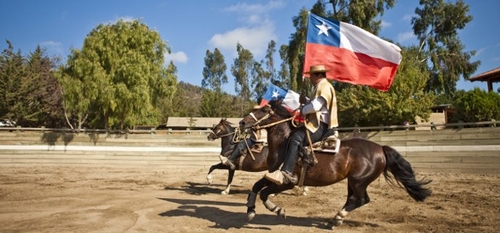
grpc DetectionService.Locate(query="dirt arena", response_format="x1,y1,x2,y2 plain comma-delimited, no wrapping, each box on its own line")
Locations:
1,160,499,233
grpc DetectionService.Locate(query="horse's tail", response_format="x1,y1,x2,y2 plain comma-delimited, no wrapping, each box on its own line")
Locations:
382,145,432,202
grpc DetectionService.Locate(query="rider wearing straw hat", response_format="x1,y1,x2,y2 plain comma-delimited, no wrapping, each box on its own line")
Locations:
265,64,338,185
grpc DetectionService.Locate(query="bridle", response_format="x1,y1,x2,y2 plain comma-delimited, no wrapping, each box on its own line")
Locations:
246,105,296,130
208,123,236,139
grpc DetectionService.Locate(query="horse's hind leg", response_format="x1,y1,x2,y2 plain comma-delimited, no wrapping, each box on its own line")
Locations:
328,180,371,228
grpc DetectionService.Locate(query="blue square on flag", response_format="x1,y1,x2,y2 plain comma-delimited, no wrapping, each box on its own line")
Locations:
261,84,287,102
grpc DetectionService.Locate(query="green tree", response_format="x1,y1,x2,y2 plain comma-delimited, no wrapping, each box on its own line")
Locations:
200,48,232,117
412,0,480,95
284,0,396,91
231,43,255,114
338,46,434,126
59,19,173,129
0,41,62,127
202,48,227,92
250,41,277,103
277,44,291,88
0,41,24,122
329,0,396,34
25,47,64,127
156,61,178,124
285,8,310,91
199,90,233,117
453,89,500,123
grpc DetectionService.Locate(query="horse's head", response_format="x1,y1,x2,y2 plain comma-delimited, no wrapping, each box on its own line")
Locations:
239,99,291,131
207,118,234,141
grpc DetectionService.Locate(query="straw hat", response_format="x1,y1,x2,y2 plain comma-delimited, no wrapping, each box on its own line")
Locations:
304,65,330,74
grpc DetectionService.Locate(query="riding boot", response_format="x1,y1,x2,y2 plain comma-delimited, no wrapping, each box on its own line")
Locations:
225,140,246,170
281,149,299,184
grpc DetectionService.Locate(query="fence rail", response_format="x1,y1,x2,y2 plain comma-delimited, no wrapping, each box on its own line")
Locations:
0,120,497,134
1,121,499,173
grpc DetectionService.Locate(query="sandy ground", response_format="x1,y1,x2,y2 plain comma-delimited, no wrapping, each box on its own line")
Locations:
0,163,499,233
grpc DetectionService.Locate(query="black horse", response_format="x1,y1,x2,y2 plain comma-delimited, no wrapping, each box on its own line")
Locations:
239,100,432,228
206,118,269,195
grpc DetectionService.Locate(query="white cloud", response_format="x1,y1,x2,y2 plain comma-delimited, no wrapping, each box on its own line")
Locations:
223,0,285,14
103,16,138,25
402,14,413,22
209,1,284,58
381,20,391,29
209,20,276,57
474,48,485,57
165,51,188,64
397,31,416,44
39,40,64,55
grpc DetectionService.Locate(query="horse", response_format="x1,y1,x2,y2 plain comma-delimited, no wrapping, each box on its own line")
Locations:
239,100,432,229
206,118,269,195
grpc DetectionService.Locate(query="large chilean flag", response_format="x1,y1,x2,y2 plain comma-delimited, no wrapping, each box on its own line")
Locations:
304,13,402,91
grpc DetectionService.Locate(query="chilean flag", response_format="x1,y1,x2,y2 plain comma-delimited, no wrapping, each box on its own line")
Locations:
304,13,402,91
259,83,301,111
259,83,304,122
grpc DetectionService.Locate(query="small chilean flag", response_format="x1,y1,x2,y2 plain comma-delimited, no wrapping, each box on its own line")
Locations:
304,13,402,91
259,83,305,122
259,83,301,111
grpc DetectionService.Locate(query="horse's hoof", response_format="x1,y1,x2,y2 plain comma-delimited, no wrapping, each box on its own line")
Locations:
247,211,256,222
326,219,342,229
277,208,286,218
221,190,228,195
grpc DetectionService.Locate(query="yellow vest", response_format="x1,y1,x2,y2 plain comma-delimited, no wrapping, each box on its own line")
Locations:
305,79,338,133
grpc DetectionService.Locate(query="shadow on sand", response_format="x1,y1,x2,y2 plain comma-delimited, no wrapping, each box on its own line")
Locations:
158,182,381,231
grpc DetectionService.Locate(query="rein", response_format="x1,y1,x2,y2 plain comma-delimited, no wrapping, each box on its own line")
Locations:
209,126,236,139
252,108,300,130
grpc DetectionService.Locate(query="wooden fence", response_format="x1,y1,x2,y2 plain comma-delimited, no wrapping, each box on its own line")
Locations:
0,121,499,173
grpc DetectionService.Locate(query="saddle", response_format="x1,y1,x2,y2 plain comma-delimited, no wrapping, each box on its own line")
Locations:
236,142,266,170
250,142,265,153
298,129,341,168
312,128,341,153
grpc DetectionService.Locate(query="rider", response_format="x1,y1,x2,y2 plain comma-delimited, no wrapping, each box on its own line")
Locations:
222,109,267,170
265,65,338,185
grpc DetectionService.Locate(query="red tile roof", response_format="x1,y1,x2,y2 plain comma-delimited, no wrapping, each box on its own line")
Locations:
469,67,500,82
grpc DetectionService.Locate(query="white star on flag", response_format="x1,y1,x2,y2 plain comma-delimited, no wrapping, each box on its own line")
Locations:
315,21,331,36
272,90,280,99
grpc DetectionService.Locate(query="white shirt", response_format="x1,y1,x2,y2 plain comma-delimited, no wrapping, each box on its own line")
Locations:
301,96,330,124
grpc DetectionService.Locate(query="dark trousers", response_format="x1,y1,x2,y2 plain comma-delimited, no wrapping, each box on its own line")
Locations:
281,122,328,173
228,138,254,161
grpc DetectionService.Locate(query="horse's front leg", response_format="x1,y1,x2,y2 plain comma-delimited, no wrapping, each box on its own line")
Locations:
247,177,271,221
206,163,227,185
221,169,235,195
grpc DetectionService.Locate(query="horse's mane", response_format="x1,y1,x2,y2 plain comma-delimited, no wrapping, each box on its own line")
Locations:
269,100,292,118
220,118,234,128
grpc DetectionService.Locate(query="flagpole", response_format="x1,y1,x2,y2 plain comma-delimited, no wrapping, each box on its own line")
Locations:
300,11,311,99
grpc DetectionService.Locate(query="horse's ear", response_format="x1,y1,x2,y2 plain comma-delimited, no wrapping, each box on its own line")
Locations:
222,117,227,121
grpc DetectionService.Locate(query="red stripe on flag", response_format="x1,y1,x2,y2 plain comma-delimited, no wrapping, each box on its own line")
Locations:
304,43,399,91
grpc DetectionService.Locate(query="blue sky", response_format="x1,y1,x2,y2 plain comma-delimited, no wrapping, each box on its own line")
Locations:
1,0,499,93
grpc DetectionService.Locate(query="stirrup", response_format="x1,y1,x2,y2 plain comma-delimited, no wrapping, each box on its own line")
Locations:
282,171,298,185
265,170,284,185
225,160,236,170
219,155,228,164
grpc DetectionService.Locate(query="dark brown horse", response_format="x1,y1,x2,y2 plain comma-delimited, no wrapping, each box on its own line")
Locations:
239,100,431,229
206,118,269,194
